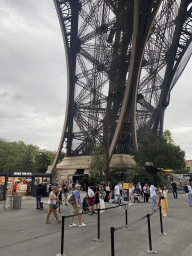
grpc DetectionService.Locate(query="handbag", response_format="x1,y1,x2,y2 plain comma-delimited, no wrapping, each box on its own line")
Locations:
53,204,59,209
107,195,110,200
160,196,164,200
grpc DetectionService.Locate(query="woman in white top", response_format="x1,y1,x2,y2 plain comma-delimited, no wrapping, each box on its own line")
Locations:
129,183,134,205
45,186,62,224
160,185,168,217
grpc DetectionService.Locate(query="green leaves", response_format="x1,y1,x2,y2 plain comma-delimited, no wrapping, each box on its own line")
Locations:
135,135,185,171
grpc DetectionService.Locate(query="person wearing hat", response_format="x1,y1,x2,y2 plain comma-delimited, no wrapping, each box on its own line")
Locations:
45,186,62,224
69,184,86,227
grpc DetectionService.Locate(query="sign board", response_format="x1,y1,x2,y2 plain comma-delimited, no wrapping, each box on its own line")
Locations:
123,183,129,202
13,172,32,176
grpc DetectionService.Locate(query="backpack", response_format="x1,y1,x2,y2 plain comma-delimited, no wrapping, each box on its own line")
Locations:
184,186,189,193
68,193,75,205
88,188,95,198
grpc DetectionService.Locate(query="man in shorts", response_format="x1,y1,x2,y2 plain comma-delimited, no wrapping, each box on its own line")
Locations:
69,184,86,227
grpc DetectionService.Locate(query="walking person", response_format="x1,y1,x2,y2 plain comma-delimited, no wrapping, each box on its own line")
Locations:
69,184,86,227
45,186,62,224
150,182,157,211
159,185,168,217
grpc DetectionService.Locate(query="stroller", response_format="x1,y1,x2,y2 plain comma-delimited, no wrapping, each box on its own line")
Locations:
134,186,141,203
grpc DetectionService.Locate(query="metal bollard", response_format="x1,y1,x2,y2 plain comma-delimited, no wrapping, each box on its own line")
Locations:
94,208,103,241
158,205,167,236
111,227,115,256
61,216,65,255
146,214,157,254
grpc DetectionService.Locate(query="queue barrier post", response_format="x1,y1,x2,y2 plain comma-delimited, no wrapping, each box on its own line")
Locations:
94,208,103,242
158,205,167,236
145,214,157,254
111,227,115,256
56,216,68,256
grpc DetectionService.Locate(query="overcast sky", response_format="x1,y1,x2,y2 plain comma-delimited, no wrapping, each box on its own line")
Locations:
0,1,192,160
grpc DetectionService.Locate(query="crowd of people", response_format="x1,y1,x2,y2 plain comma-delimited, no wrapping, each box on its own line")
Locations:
43,179,192,225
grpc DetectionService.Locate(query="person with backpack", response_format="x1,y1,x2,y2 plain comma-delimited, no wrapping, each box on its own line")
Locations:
69,184,86,227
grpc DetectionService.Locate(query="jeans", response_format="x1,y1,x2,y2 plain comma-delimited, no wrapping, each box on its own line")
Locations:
116,194,120,206
36,195,42,209
151,195,156,211
173,190,178,198
188,193,192,205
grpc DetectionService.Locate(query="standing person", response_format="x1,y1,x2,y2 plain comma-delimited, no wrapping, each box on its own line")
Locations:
104,182,110,203
45,186,62,224
157,184,162,206
36,184,44,209
87,185,95,215
99,183,105,212
68,181,73,195
13,182,17,195
186,182,192,206
119,182,123,198
171,180,178,198
150,182,157,211
137,182,142,198
114,182,121,206
63,181,68,206
94,185,100,210
143,183,150,203
69,184,86,227
159,185,168,217
129,183,134,205
57,187,63,214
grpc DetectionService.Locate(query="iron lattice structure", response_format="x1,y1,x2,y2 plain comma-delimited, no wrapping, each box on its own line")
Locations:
52,0,192,169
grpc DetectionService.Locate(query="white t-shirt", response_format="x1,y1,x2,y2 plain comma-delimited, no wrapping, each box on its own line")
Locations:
115,185,120,195
160,189,168,198
48,191,57,205
150,185,157,197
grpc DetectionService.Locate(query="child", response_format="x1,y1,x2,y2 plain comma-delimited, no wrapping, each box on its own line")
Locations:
82,197,89,213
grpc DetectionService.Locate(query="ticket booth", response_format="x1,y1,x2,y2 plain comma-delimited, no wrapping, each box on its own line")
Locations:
0,172,54,200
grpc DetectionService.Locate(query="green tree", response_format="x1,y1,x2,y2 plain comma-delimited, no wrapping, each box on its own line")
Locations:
89,145,107,184
163,129,174,144
35,153,51,173
135,136,185,171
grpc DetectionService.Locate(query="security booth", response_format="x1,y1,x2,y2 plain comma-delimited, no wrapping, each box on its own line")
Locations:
0,172,54,200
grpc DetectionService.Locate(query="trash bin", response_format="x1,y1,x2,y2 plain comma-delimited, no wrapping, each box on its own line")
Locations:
13,195,22,209
4,196,13,211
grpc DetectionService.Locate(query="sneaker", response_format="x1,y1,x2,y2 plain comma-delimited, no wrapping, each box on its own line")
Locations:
79,222,86,227
69,223,76,227
65,204,68,206
129,203,132,206
163,215,167,217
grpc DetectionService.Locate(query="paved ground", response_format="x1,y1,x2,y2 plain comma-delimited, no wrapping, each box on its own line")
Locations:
1,191,192,256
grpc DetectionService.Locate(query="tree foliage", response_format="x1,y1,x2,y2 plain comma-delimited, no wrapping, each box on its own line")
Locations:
88,145,107,184
135,135,185,171
0,139,64,173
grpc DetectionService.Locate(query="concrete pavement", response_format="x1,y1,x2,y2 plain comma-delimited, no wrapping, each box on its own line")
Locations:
0,191,192,256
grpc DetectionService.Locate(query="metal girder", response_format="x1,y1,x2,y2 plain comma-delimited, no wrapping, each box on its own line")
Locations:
51,0,192,171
